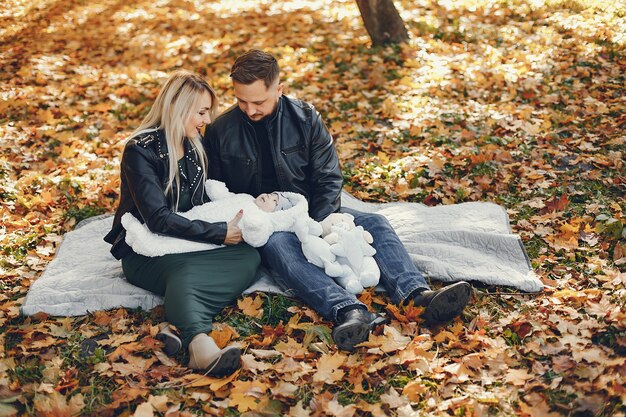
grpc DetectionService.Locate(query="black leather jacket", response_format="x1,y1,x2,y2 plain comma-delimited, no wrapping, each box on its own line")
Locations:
104,129,227,260
204,96,343,222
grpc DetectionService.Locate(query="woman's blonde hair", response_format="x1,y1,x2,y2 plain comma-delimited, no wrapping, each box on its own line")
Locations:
131,70,218,209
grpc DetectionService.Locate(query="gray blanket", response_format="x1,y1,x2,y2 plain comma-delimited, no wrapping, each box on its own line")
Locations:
21,193,542,316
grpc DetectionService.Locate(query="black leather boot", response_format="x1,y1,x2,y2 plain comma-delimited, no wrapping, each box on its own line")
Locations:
331,307,388,352
412,281,472,324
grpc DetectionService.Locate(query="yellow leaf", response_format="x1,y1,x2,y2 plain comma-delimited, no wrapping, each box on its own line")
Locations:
377,151,389,164
37,109,55,123
552,289,586,301
238,295,263,318
427,156,445,176
442,361,475,382
99,129,116,140
34,391,73,416
359,325,411,353
381,97,398,118
399,76,417,87
274,337,307,359
183,370,239,389
330,121,344,134
544,233,578,251
133,402,154,417
402,379,428,402
230,380,268,412
313,352,347,384
147,395,169,413
560,222,579,234
60,145,76,159
409,124,422,137
40,190,55,205
93,102,111,112
505,368,533,386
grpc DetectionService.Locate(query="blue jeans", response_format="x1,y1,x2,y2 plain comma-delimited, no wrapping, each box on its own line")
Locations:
260,208,430,322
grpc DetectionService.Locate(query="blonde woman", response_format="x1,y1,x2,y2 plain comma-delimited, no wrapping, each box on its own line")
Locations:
104,70,260,376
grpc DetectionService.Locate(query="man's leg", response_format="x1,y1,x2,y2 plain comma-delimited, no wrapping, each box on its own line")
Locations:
259,231,363,321
341,208,430,304
341,208,471,323
260,231,386,350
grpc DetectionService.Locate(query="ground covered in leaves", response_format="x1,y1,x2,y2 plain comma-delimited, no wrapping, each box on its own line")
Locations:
1,0,625,416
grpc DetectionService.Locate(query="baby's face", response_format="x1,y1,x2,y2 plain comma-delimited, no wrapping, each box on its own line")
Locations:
255,193,278,212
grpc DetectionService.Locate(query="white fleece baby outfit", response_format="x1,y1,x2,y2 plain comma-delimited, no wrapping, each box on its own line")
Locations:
122,180,308,257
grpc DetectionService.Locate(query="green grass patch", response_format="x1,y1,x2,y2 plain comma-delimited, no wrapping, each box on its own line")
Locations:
259,293,299,327
330,382,386,406
2,232,43,260
64,205,107,225
295,384,315,407
80,376,117,416
388,373,416,390
10,357,43,386
524,236,547,262
545,388,577,408
592,325,626,356
502,328,522,346
470,161,497,176
59,333,107,369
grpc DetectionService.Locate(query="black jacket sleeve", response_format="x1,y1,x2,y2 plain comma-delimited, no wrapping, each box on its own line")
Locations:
307,109,343,221
204,125,223,181
122,143,227,244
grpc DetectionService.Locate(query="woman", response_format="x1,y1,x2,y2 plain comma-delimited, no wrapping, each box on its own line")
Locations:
104,70,260,377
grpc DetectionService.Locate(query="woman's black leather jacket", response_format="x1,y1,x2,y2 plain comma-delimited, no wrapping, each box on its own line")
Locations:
104,129,227,260
204,96,343,222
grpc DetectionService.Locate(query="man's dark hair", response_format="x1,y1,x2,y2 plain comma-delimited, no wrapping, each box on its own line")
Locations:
230,49,279,88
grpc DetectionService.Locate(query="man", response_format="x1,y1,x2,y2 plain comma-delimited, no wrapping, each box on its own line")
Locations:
205,49,471,351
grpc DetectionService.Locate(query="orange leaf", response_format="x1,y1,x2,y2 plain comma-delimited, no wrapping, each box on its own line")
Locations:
210,323,238,349
541,194,569,213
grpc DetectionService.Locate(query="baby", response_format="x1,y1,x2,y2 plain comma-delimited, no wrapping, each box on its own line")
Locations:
123,180,379,294
254,192,294,212
122,180,307,257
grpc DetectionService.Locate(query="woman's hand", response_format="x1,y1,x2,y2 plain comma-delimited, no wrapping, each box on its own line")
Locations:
224,210,244,245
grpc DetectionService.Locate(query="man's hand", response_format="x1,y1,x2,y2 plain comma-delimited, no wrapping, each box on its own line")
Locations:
224,209,244,245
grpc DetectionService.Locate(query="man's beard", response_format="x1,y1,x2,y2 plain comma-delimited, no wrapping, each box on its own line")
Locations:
247,113,265,121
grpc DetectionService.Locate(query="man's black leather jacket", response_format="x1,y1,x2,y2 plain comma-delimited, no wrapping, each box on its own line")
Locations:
104,129,227,260
204,96,343,222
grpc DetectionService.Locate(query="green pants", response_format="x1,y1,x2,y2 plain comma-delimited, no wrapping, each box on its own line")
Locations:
122,244,260,346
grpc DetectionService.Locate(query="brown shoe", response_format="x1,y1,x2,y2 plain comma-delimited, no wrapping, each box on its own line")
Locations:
188,333,241,377
413,281,472,324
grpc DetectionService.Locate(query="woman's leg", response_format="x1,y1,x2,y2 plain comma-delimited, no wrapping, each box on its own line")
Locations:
122,244,260,346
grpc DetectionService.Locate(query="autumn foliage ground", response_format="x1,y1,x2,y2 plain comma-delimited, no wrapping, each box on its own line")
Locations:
0,0,625,416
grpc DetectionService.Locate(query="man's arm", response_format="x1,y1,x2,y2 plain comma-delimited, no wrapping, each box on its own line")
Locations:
307,108,343,221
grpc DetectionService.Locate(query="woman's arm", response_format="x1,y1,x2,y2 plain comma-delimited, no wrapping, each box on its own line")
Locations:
122,142,228,245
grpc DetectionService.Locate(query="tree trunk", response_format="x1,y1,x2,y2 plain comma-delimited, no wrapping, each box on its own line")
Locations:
355,0,409,46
